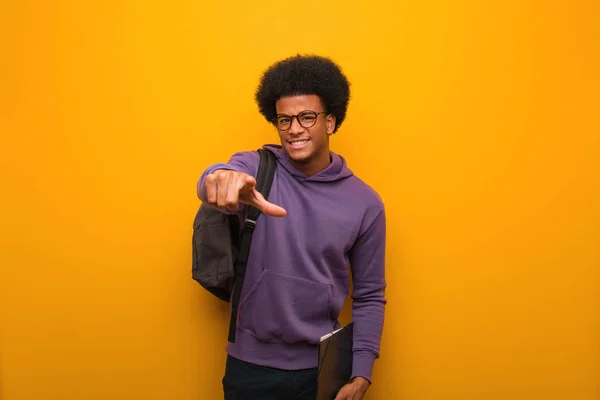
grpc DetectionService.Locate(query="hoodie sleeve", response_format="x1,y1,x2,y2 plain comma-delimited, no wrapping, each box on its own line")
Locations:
348,205,387,383
196,150,260,214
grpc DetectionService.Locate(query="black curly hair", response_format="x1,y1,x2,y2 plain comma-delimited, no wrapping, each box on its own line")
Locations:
255,54,351,133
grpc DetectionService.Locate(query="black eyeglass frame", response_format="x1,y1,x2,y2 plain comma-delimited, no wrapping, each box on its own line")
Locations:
273,110,329,131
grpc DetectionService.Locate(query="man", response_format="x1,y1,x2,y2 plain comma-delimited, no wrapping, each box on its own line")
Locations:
197,54,386,400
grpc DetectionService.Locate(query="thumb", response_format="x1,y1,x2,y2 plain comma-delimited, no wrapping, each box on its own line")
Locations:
246,188,287,217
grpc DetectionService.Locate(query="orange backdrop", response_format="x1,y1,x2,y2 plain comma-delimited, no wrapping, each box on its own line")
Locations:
1,1,599,399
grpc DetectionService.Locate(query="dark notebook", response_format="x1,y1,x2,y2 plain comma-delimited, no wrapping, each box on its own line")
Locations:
317,322,354,400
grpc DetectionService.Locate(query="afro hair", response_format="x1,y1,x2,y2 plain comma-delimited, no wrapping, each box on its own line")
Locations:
255,54,351,133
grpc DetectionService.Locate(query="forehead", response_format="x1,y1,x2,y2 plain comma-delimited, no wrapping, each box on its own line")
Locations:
275,94,324,114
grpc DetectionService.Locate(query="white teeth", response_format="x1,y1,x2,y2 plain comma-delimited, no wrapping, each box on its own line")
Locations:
291,140,308,145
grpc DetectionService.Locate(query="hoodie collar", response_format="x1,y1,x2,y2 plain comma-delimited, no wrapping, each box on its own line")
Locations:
263,144,353,182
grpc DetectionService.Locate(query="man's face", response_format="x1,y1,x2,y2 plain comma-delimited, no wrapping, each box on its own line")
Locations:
274,94,336,167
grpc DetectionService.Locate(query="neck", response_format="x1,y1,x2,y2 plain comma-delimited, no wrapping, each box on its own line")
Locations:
290,151,331,177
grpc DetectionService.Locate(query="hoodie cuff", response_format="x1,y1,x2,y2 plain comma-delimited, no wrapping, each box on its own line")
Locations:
351,351,376,384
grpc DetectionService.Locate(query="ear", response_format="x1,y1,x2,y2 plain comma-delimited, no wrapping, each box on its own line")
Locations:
326,114,336,135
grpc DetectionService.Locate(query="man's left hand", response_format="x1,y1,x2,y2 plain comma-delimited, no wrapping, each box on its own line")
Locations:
334,377,370,400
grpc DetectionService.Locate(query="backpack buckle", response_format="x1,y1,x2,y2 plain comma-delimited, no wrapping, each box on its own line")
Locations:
243,218,257,231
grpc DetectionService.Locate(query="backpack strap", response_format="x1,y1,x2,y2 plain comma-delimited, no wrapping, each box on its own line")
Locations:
228,148,277,343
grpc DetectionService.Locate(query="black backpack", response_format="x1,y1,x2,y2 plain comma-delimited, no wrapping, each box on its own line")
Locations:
192,148,277,342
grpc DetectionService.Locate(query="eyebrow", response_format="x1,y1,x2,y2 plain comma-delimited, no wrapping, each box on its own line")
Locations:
276,110,321,116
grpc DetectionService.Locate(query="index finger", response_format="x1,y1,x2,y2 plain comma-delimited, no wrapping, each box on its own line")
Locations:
243,188,287,217
238,175,256,192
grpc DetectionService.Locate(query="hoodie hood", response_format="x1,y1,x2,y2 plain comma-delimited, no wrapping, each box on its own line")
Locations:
263,144,354,182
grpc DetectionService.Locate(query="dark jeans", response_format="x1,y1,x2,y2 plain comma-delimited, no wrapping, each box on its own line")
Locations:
222,355,318,400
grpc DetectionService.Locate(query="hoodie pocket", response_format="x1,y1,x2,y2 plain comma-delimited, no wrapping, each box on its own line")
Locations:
237,269,333,345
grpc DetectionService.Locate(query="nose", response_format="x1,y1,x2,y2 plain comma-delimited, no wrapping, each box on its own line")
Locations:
288,116,305,135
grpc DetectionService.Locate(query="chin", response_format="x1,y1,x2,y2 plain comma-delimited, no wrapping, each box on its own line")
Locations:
286,151,310,163
290,156,312,164
284,145,311,161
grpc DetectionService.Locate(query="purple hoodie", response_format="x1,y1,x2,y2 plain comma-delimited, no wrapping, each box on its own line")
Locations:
197,144,386,382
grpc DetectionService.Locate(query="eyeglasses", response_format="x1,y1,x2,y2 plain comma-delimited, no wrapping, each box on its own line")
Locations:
274,110,328,131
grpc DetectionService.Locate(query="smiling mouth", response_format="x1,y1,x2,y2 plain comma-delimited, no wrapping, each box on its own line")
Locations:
288,139,310,147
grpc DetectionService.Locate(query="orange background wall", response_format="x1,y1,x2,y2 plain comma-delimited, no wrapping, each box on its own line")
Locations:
1,1,599,399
